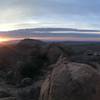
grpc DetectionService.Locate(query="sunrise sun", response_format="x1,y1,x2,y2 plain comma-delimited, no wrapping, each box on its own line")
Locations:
0,38,10,42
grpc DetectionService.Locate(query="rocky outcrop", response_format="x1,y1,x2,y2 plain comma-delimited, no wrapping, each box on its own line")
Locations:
45,43,71,64
0,97,16,100
0,39,100,100
0,90,12,98
40,57,100,100
17,77,33,88
16,80,42,100
17,39,45,47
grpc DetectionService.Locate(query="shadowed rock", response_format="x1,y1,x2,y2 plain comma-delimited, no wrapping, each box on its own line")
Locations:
45,43,71,64
17,77,33,88
16,80,42,100
0,97,16,100
17,39,45,47
0,90,12,98
40,57,100,100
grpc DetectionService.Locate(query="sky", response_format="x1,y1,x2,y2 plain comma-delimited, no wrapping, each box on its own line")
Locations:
1,0,100,31
0,0,100,41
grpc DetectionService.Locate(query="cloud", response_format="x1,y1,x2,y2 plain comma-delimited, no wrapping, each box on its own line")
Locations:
0,0,100,30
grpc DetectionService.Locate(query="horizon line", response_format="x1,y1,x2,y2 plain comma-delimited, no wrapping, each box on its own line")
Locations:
1,27,100,32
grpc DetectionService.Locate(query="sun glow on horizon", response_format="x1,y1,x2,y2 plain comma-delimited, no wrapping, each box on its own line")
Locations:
0,37,11,42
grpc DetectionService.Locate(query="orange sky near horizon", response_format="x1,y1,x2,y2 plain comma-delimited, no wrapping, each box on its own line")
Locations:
3,36,100,42
0,36,100,43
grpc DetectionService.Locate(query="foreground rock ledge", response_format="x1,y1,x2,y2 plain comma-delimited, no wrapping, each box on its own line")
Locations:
40,60,100,100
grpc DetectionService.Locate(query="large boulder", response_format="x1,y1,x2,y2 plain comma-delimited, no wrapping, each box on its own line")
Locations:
17,39,45,47
40,58,100,100
0,90,12,98
16,80,42,100
45,43,71,64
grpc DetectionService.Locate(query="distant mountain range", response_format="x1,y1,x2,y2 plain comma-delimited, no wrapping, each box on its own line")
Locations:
0,28,100,41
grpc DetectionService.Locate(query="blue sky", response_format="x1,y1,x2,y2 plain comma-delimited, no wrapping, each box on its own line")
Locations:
0,0,100,41
0,0,100,31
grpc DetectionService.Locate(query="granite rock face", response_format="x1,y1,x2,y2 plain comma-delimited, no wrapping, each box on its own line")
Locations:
16,81,42,100
40,58,100,100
